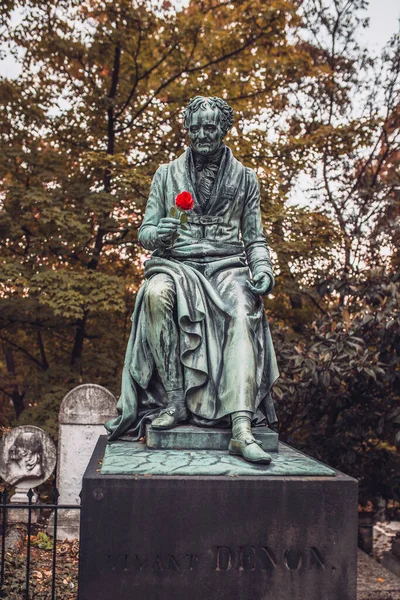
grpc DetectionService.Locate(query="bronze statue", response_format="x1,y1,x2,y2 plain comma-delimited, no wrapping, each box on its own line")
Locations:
106,97,279,464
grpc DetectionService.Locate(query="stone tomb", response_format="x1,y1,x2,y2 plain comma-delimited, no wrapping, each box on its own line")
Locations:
78,430,358,600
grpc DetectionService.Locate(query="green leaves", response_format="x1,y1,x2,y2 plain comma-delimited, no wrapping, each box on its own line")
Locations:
274,271,400,503
30,270,126,319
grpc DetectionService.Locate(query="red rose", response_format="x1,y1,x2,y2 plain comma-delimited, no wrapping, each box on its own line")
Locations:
175,191,194,211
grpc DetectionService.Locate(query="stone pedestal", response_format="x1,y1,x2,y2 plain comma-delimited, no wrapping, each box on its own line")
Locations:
78,436,358,600
7,487,39,524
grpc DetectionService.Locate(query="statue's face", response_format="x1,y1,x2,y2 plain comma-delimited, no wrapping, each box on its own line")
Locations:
187,108,224,155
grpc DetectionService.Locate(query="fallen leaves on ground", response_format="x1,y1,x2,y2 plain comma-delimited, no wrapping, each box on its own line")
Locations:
0,536,79,599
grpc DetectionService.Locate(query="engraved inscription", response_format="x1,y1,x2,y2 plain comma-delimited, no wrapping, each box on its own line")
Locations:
106,553,192,572
214,547,232,571
309,547,325,570
214,546,277,572
284,548,302,571
104,546,327,574
239,546,256,571
258,547,277,571
213,546,325,572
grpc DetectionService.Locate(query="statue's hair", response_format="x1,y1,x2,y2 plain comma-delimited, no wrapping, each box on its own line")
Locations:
183,96,234,136
13,432,43,455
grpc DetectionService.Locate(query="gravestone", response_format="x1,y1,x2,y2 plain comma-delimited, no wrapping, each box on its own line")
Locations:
52,384,117,540
0,425,56,523
382,536,400,578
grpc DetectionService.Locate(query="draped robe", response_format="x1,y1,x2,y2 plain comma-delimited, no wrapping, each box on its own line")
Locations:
105,146,279,441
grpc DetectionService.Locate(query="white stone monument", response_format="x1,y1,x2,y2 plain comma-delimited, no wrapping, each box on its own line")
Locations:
52,383,117,540
0,425,56,523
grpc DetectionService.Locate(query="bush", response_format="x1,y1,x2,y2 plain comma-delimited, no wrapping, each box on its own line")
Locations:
273,272,400,505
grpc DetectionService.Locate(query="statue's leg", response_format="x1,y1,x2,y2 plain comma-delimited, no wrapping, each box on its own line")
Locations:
213,270,260,412
212,268,272,464
144,274,187,429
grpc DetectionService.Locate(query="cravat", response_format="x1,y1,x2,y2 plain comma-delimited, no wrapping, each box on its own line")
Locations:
193,146,224,212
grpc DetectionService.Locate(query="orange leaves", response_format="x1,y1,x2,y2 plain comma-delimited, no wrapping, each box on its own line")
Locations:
97,12,109,24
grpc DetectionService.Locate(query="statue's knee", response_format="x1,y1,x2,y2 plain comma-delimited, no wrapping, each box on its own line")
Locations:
145,275,175,312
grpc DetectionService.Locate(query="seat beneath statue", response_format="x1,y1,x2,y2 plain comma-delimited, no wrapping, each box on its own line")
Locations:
144,424,279,451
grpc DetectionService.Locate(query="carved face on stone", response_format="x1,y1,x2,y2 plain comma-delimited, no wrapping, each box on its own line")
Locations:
9,432,44,480
0,426,56,489
187,107,224,156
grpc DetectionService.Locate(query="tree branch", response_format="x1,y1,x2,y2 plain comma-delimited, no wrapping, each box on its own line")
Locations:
116,30,265,133
0,336,46,369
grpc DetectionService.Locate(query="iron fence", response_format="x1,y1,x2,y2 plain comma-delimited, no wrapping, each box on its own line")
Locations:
0,487,81,599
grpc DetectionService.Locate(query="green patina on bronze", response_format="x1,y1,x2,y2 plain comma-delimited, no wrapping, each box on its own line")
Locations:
145,424,278,452
101,442,336,477
105,97,281,466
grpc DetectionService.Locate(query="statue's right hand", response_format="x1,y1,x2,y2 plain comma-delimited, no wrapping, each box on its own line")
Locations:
156,217,181,244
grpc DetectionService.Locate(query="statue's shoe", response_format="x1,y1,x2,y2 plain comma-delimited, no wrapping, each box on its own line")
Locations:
228,437,272,465
151,405,188,430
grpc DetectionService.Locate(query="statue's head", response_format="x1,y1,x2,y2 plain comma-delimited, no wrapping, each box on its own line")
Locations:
9,431,44,475
183,96,234,156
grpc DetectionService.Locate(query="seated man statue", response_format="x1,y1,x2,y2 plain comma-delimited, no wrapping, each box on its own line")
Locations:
106,96,279,465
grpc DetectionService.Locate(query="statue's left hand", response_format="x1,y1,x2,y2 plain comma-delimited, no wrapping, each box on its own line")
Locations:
246,273,272,296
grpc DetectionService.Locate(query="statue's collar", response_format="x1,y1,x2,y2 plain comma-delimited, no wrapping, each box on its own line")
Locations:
191,144,225,171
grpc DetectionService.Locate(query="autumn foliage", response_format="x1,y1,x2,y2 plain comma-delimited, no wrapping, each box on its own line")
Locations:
0,0,399,503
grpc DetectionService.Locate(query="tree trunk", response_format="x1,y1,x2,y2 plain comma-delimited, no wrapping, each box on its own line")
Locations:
37,330,49,370
71,311,88,369
5,348,25,417
71,44,121,368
